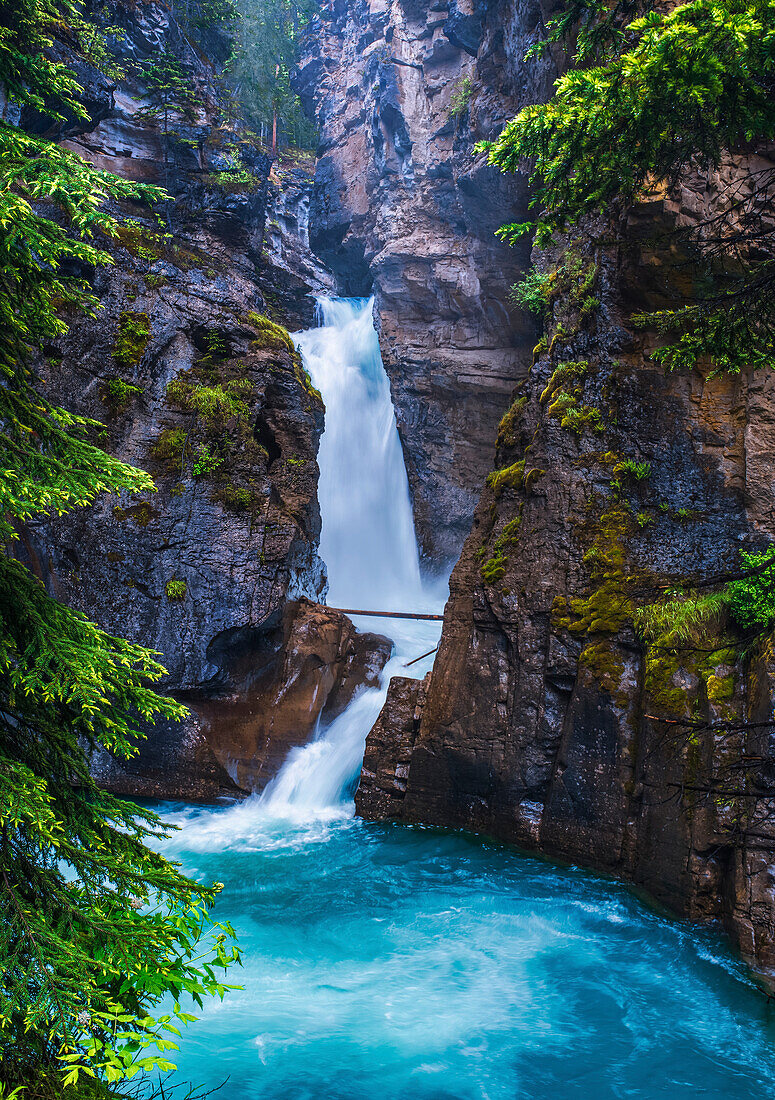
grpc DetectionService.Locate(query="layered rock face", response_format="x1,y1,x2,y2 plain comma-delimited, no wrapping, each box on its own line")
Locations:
295,0,557,564
357,157,775,983
19,0,392,798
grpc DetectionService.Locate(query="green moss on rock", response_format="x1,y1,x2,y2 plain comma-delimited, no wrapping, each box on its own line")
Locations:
112,312,151,368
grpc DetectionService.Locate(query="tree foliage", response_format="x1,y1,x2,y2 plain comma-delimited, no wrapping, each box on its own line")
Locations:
480,0,775,373
229,0,318,150
727,548,775,632
0,0,239,1092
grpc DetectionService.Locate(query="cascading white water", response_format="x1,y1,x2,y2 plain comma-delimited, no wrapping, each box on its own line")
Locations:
256,297,444,818
295,297,424,611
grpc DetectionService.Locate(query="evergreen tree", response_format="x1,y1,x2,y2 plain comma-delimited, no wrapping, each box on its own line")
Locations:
481,0,775,373
0,1,239,1093
140,45,202,162
230,0,318,151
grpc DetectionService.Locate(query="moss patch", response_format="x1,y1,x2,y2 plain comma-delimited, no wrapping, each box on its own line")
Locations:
150,427,187,473
557,503,637,636
112,312,151,368
480,508,523,585
245,312,296,353
578,640,629,709
497,393,528,449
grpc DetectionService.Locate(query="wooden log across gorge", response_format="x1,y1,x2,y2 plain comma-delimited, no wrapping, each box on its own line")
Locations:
329,608,444,621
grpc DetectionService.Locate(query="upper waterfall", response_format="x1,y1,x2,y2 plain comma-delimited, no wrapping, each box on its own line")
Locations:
295,297,424,612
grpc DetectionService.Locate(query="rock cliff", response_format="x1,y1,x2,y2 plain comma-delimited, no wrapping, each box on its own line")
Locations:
295,0,558,565
357,151,775,984
19,0,390,799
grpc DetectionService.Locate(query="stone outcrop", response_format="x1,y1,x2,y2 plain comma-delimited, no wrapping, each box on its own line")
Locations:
97,599,391,798
18,0,394,799
356,673,428,818
295,0,558,565
357,156,775,985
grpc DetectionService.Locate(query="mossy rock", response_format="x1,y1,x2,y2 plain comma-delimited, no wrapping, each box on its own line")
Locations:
150,427,187,472
112,311,151,368
245,312,296,353
578,640,629,710
487,460,525,496
496,394,528,449
540,359,590,404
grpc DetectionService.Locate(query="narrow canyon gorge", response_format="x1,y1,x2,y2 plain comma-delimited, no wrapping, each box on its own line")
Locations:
6,0,775,1093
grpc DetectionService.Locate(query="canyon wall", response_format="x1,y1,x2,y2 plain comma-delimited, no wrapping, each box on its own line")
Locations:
19,0,389,798
356,160,775,984
295,0,558,564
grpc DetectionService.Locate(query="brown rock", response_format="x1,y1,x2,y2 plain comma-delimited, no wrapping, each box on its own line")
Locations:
98,600,392,798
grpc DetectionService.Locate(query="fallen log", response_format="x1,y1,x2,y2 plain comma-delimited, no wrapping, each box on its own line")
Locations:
329,607,444,622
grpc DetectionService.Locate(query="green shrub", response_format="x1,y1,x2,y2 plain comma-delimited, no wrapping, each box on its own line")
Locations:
449,76,473,120
728,548,775,632
509,269,552,316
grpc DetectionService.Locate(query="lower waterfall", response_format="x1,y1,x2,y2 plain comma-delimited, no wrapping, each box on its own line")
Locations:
156,301,775,1100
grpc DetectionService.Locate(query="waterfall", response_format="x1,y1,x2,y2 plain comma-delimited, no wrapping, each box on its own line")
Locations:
257,297,443,818
295,297,423,611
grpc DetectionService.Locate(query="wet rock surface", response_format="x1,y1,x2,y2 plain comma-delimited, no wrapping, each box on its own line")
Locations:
355,673,428,818
295,0,558,566
97,600,391,798
357,160,775,985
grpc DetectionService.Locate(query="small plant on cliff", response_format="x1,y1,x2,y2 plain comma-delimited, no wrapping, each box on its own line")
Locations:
101,377,142,413
449,76,473,121
613,459,651,482
165,578,188,600
166,376,253,426
192,443,224,478
634,589,729,646
509,268,552,316
0,2,240,1091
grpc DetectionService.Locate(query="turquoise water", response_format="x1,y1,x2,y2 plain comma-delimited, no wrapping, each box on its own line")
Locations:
158,804,775,1100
